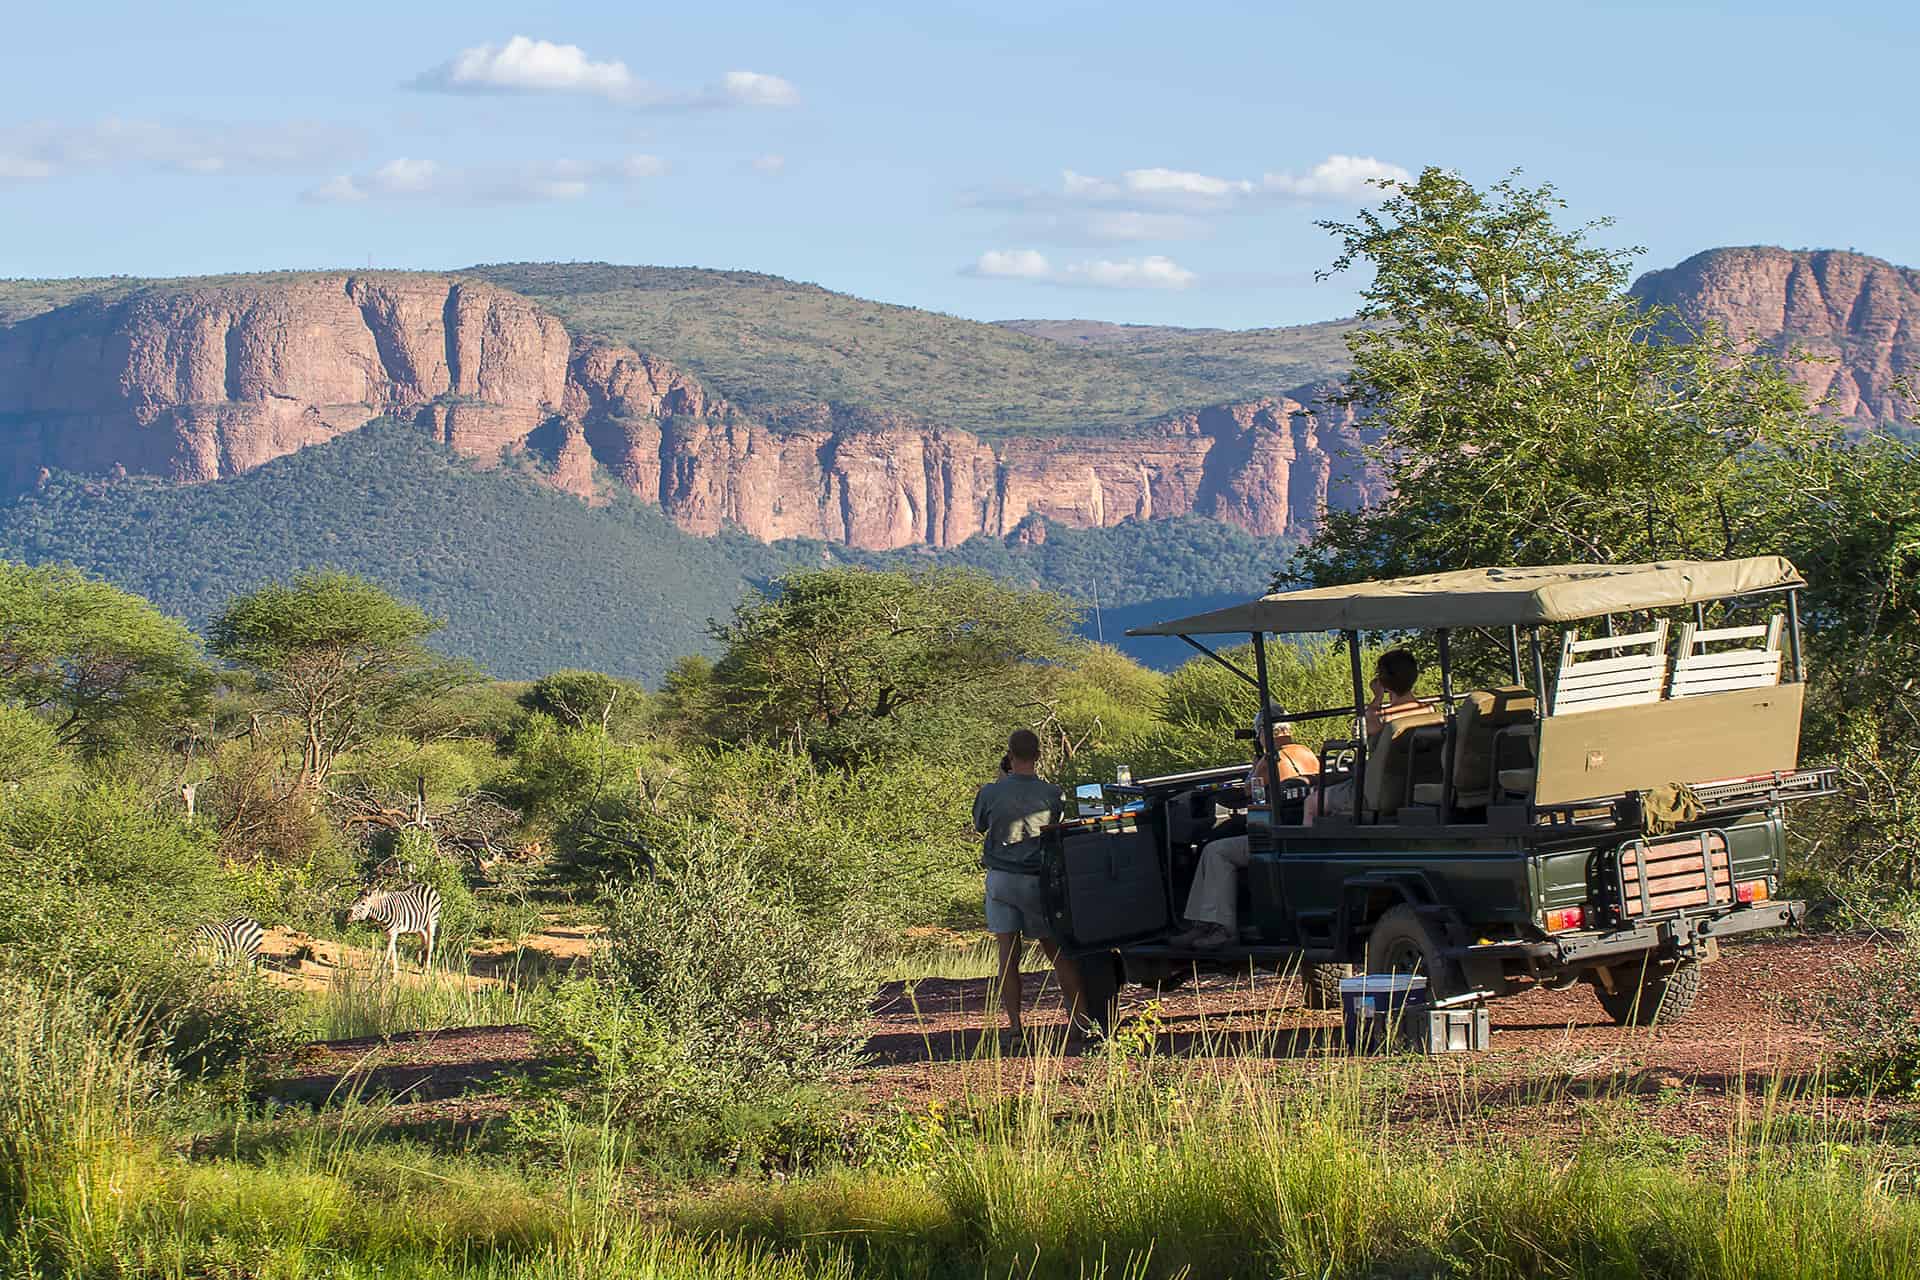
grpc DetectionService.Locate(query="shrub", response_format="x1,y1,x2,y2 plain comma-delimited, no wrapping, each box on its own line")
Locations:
0,704,78,793
0,781,304,1076
536,828,869,1123
1797,926,1920,1096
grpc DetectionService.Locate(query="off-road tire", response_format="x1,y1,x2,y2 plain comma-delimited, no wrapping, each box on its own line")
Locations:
1300,962,1352,1010
1361,905,1467,1001
1591,956,1702,1026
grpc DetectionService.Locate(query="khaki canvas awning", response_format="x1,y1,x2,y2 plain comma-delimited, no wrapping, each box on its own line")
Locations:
1126,558,1804,637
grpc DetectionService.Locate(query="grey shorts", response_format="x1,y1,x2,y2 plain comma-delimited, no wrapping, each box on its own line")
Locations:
984,869,1053,939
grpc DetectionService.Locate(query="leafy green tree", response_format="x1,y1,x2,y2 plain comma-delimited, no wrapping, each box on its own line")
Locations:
1292,169,1815,586
706,567,1080,762
1752,427,1920,892
520,669,647,737
208,571,475,789
0,561,210,754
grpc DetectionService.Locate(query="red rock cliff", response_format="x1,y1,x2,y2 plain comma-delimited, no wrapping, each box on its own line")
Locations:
0,273,1375,548
1631,247,1920,424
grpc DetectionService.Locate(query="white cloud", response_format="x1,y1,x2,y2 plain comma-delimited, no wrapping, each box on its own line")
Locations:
1121,167,1254,201
965,249,1195,290
0,118,360,183
414,36,636,99
303,173,367,204
971,248,1053,280
750,153,786,175
1261,154,1409,199
371,156,439,193
1068,255,1197,289
721,71,799,107
411,37,799,109
300,154,657,206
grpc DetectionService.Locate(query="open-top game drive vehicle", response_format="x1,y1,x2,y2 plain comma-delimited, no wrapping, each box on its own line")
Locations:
1043,558,1833,1027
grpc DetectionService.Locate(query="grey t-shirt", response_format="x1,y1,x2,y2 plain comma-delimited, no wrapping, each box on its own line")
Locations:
972,772,1063,869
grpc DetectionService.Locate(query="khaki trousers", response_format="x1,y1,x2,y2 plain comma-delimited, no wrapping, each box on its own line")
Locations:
1182,834,1250,932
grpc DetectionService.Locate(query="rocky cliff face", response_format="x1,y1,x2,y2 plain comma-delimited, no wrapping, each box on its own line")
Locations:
1631,247,1920,424
0,274,1376,549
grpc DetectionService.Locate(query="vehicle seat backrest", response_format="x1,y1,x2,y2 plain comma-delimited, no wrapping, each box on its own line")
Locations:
1670,616,1784,698
1452,686,1537,794
1362,709,1445,818
1551,619,1670,715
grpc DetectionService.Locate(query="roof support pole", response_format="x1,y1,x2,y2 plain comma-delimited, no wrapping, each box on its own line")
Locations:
1436,627,1455,823
1437,628,1454,709
1531,629,1549,710
1507,625,1524,685
1251,631,1272,715
1786,588,1805,684
1174,634,1259,688
1346,630,1366,822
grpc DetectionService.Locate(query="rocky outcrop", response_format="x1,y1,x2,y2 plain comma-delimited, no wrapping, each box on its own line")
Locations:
1632,247,1920,424
0,272,1375,548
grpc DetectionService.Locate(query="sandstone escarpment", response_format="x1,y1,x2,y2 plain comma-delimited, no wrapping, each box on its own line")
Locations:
1631,247,1920,424
0,273,1373,548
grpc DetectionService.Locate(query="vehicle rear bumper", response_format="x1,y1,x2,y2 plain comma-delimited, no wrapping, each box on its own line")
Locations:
1456,900,1805,972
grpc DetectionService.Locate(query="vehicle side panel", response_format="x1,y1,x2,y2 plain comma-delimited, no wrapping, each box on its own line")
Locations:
1533,684,1802,804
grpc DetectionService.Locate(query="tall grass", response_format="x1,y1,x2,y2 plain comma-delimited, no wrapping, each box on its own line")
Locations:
0,969,172,1273
311,955,545,1040
679,1026,1920,1279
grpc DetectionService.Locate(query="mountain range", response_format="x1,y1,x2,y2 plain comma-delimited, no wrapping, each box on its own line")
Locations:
1,244,1912,678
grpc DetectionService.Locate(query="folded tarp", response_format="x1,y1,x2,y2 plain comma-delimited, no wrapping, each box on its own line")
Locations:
1126,557,1803,637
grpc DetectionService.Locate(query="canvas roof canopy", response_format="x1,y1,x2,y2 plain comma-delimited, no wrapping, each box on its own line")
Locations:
1126,558,1804,637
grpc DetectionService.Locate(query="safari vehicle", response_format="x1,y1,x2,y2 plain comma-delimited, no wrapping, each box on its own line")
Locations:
1044,558,1832,1026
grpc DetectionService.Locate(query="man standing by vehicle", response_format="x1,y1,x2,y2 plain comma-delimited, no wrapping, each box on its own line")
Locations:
973,729,1086,1044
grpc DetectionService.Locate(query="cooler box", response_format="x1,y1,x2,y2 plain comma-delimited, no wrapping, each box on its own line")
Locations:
1044,819,1169,946
1339,974,1431,1052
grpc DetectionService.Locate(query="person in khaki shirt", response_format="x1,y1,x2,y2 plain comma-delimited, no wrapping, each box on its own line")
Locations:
973,729,1085,1042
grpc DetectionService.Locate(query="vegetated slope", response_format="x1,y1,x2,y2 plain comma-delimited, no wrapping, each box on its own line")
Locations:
0,422,792,681
0,422,1289,680
995,316,1355,392
463,262,1351,434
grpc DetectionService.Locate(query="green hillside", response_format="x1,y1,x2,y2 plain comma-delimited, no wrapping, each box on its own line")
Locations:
0,422,1287,681
463,262,1349,433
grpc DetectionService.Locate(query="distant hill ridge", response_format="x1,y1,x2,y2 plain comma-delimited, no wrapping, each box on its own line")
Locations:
0,267,1376,550
0,246,1910,559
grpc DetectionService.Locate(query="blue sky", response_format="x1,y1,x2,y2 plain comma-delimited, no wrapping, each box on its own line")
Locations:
3,0,1914,328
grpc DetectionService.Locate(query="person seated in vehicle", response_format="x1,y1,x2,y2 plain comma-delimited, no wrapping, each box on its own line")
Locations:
973,728,1086,1042
1168,711,1318,950
1311,648,1425,821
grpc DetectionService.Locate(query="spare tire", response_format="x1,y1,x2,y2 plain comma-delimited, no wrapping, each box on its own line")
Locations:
1361,905,1467,1001
1590,955,1701,1026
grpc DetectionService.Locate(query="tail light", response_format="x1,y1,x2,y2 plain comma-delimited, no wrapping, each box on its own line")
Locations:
1543,906,1586,932
1735,879,1772,904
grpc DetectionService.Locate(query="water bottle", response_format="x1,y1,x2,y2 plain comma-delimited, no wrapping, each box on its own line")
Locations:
1116,764,1133,786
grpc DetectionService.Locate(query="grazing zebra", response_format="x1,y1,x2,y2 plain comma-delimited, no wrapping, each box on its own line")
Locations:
347,884,442,976
193,916,265,968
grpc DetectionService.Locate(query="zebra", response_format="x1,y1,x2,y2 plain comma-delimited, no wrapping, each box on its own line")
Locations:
347,884,442,976
192,916,265,968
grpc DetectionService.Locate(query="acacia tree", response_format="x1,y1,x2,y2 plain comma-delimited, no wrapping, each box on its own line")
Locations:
209,571,475,789
0,561,211,754
1290,169,1816,586
706,567,1079,763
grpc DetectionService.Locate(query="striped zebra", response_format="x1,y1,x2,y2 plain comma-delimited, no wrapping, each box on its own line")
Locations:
192,916,265,968
347,884,442,975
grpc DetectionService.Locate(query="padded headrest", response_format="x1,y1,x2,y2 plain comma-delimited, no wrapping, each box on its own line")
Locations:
1362,710,1445,816
1452,686,1537,792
